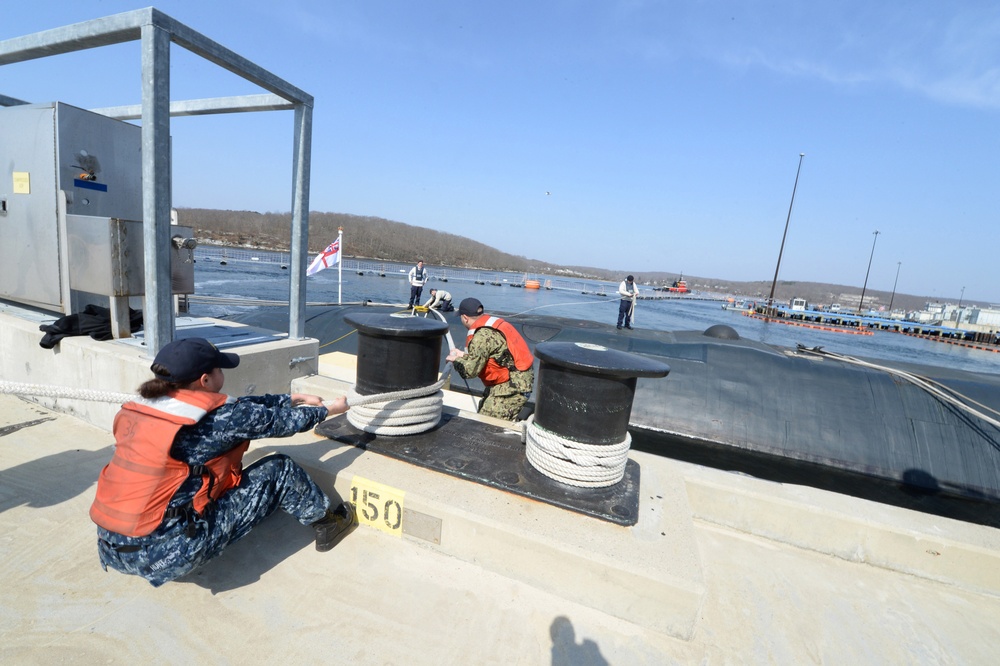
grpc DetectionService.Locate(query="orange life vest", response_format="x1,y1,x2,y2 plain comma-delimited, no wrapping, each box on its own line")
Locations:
90,390,249,537
465,315,535,386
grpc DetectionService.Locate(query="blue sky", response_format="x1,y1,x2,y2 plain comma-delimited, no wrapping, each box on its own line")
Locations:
4,1,999,303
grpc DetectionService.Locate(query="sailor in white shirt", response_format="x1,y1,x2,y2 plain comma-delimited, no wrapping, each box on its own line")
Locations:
617,275,638,329
423,288,453,311
407,260,428,309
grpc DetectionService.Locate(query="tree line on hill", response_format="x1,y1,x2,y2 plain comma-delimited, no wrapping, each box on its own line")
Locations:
176,207,946,312
178,207,560,273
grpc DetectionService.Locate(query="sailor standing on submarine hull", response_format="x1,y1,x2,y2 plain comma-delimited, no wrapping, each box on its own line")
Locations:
617,275,638,329
90,337,356,587
407,260,429,310
447,298,535,421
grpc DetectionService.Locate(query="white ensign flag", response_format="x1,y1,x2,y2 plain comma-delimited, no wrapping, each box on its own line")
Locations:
306,239,341,276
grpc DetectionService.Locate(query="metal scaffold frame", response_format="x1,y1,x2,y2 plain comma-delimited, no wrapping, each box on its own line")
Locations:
0,7,315,354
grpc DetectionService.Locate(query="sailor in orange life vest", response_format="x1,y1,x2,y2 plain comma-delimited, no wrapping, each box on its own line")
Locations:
90,337,357,587
445,297,535,421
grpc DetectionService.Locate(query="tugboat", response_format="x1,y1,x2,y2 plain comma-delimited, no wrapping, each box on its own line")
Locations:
667,274,689,293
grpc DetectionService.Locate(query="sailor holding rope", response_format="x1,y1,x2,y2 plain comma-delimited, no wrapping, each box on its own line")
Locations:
423,288,454,312
616,275,638,330
446,298,535,421
89,337,357,587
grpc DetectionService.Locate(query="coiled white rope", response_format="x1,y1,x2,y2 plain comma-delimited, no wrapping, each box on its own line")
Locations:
0,380,135,404
522,415,631,488
342,304,495,435
345,379,447,436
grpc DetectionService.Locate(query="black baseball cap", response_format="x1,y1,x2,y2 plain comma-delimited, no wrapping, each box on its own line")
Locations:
151,337,240,384
458,297,483,317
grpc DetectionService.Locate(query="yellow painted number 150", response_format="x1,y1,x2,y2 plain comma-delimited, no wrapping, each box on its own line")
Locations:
349,475,405,537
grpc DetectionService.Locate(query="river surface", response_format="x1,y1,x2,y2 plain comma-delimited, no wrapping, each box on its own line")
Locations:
188,251,1000,377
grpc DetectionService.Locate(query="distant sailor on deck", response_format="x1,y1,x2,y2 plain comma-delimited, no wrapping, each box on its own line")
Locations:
407,260,429,310
617,275,638,329
446,298,535,421
89,337,357,587
424,288,454,311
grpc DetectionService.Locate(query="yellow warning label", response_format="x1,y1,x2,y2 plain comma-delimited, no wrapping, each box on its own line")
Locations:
12,172,30,194
349,475,405,537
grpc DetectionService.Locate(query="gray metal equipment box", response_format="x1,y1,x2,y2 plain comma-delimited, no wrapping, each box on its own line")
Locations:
0,102,193,321
66,215,196,296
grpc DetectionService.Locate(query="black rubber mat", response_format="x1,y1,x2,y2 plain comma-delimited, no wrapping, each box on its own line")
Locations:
316,412,640,526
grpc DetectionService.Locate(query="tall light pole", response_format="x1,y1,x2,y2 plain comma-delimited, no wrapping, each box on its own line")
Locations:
857,230,881,314
888,261,901,312
767,153,805,315
959,286,965,308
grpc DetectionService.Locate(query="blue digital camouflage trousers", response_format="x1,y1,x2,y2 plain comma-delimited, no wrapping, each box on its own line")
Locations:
97,454,329,587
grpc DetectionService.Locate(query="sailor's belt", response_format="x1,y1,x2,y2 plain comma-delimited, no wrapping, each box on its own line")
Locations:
99,538,141,553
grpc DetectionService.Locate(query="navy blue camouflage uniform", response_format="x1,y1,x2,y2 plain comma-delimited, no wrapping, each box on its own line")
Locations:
97,394,330,587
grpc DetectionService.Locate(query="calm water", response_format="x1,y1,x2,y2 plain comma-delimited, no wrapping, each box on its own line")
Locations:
189,254,1000,377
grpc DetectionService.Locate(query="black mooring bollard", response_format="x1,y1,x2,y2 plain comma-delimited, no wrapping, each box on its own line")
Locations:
533,341,670,446
344,313,449,395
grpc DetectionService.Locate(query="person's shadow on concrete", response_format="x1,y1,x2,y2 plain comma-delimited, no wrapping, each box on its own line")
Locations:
550,615,608,666
175,512,314,594
0,444,114,513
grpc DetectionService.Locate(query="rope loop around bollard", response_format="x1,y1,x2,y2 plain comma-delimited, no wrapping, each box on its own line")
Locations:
345,378,447,436
522,415,630,488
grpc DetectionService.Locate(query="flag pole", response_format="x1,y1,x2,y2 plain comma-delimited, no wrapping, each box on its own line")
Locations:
337,227,343,305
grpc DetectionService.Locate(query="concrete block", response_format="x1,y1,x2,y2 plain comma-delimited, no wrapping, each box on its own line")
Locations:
0,311,319,431
684,468,1000,597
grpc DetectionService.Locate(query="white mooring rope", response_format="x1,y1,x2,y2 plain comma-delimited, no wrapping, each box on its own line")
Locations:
0,380,135,405
522,415,631,488
793,346,1000,430
340,305,461,436
2,376,449,437
345,378,447,436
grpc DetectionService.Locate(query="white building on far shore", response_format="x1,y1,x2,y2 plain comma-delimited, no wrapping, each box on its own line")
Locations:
909,302,1000,333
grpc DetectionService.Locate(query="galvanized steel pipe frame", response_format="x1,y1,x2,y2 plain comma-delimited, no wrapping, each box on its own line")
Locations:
0,7,315,353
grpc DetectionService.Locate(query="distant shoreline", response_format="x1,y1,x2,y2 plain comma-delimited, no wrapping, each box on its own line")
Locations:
181,205,970,312
192,238,951,312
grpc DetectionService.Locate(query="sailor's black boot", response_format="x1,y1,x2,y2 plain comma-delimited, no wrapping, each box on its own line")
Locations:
312,501,358,552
